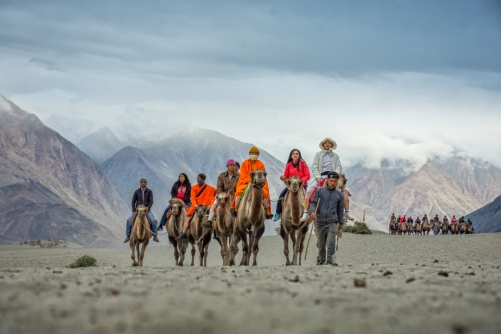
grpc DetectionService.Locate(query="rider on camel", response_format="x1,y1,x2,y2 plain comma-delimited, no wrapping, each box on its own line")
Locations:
301,138,354,222
176,173,217,241
124,178,159,243
201,159,240,229
230,146,273,220
158,173,192,230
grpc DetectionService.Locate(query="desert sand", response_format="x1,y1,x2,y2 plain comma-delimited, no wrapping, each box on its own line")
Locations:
0,233,500,334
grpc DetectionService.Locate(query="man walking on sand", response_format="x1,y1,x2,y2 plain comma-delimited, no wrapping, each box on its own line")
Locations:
310,172,344,266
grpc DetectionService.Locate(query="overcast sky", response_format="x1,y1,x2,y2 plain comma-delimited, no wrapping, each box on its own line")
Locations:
1,0,500,169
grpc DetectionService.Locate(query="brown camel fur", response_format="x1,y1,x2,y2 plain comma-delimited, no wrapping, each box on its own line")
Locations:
398,221,408,235
422,215,433,235
214,192,240,266
230,170,266,266
450,223,459,235
130,205,152,267
460,223,473,235
280,176,308,265
190,205,212,267
389,215,398,235
414,220,423,235
441,220,449,235
166,198,188,266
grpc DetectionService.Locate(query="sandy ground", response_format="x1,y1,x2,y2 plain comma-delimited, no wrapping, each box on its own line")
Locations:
0,233,500,334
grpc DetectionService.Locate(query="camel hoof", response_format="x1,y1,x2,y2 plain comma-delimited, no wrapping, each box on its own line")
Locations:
132,263,138,267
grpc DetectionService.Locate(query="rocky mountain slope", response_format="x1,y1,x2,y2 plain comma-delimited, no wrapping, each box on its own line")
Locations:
346,157,501,222
466,195,501,233
0,96,129,246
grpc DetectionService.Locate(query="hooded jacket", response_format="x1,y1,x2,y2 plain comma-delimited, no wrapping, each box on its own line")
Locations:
311,137,342,181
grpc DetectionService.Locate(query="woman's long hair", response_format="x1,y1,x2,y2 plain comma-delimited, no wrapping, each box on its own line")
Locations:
176,173,191,187
287,149,303,170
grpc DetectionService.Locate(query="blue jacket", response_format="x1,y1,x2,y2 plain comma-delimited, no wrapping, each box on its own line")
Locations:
309,186,344,226
132,187,153,212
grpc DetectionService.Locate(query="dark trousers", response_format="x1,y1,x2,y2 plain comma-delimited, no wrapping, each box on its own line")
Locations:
317,223,337,264
276,185,307,215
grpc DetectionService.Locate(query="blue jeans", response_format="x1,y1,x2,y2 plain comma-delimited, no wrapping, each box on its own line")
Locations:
126,211,157,236
159,201,191,227
276,186,307,215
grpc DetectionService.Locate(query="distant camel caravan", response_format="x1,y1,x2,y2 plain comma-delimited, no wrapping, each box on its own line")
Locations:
389,213,474,236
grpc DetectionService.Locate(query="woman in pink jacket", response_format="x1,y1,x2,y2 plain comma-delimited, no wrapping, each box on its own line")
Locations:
274,149,310,221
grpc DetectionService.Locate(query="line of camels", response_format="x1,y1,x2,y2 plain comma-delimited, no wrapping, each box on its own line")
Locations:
389,215,474,236
129,173,346,267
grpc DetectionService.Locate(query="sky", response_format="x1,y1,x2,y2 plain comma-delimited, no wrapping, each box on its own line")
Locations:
1,0,500,169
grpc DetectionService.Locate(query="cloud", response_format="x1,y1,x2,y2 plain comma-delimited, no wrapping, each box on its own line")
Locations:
28,58,64,72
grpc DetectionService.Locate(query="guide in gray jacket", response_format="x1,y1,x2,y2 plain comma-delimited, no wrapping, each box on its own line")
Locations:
309,172,344,265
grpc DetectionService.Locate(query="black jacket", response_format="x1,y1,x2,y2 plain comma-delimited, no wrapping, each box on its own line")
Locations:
170,182,191,203
132,187,153,212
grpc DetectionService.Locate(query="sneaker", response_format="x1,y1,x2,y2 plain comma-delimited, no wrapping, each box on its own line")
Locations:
176,233,188,241
345,212,354,221
201,221,212,229
273,213,281,222
123,236,130,243
300,212,310,222
317,261,325,266
157,225,164,230
230,208,237,218
153,236,159,242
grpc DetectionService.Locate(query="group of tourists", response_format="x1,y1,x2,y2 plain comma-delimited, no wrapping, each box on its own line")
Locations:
123,137,354,265
391,213,474,234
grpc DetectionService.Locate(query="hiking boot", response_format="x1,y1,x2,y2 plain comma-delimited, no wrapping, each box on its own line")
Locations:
266,213,273,220
273,213,281,222
300,212,310,222
153,236,159,242
157,225,164,230
345,212,354,221
123,236,130,243
176,233,188,241
230,208,237,218
201,221,212,229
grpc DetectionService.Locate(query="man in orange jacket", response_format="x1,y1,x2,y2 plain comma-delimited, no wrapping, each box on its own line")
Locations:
230,146,273,219
176,173,217,241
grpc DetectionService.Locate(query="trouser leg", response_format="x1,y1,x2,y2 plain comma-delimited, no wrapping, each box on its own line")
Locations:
208,202,217,221
159,205,170,227
126,214,133,236
148,211,158,236
317,224,329,264
326,224,337,262
276,187,288,214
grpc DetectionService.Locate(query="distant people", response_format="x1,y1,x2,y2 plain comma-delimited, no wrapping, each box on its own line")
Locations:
459,216,465,224
309,172,344,266
415,216,421,226
176,173,217,241
451,215,457,225
235,161,240,174
407,216,414,229
302,138,354,222
124,178,159,243
202,159,239,229
158,173,192,230
399,215,407,229
231,146,273,219
274,149,310,222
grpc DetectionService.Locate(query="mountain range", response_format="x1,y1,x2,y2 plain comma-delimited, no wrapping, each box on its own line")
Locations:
466,195,501,233
0,96,129,246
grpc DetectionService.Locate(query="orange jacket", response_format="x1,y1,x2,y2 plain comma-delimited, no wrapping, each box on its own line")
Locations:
234,159,270,200
186,183,217,216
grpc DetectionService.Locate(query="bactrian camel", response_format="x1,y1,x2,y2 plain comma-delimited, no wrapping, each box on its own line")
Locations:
130,205,152,267
166,198,188,266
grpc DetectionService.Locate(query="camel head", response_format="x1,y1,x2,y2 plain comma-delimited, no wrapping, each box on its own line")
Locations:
336,173,346,190
250,170,267,188
136,205,148,218
194,204,209,218
286,176,303,193
216,192,230,206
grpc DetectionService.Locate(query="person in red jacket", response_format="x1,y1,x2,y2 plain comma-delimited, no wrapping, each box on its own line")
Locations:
399,215,407,229
274,149,310,221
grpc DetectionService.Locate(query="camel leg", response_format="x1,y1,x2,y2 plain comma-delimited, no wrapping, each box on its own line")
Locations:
135,242,140,266
294,225,307,266
191,243,196,266
280,225,291,265
229,232,240,266
251,226,265,266
178,239,187,267
204,239,210,267
169,236,179,265
130,241,138,266
140,241,148,267
237,227,249,266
